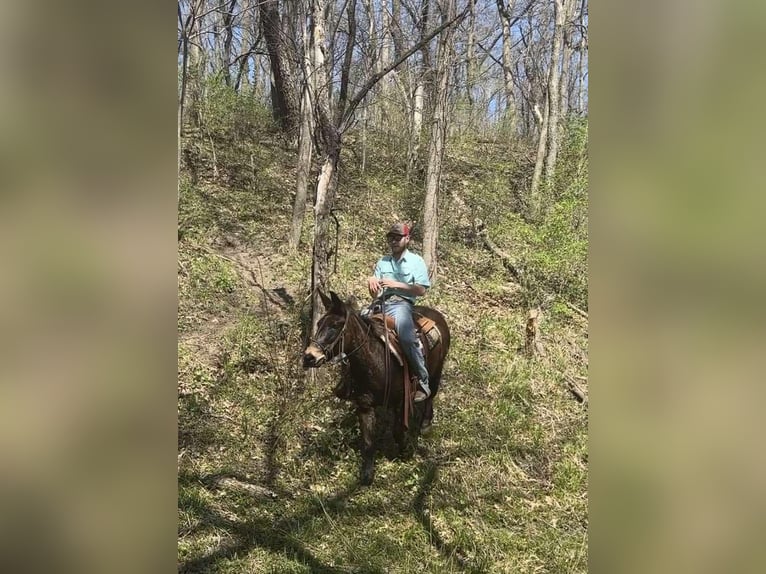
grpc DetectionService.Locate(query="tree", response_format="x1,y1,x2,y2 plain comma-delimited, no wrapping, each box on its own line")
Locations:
289,1,315,249
543,0,567,183
422,0,457,280
259,0,300,136
307,0,468,330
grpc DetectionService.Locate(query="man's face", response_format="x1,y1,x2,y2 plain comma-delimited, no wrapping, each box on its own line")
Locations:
386,233,408,255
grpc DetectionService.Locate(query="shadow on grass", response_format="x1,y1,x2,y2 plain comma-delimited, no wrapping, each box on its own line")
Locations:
179,480,388,574
412,461,486,574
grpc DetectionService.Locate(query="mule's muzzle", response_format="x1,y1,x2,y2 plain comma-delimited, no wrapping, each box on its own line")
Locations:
302,350,326,369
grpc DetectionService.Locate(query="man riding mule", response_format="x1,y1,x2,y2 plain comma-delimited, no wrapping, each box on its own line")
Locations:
367,222,432,402
302,224,449,485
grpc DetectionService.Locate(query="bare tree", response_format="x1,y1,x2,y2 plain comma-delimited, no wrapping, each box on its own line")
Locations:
289,1,315,249
259,0,300,136
307,0,468,329
543,0,567,183
221,0,238,85
234,0,260,92
406,0,432,178
576,0,588,115
422,0,457,280
465,0,477,113
308,0,341,331
559,0,576,119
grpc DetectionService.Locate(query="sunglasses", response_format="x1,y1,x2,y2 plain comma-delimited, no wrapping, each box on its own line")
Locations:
386,233,406,240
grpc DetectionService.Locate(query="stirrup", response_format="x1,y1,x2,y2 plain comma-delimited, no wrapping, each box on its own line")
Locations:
413,387,430,403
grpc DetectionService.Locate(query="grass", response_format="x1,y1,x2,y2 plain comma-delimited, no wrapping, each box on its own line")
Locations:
178,123,587,573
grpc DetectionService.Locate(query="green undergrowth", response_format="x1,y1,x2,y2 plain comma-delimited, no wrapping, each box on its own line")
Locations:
178,97,587,573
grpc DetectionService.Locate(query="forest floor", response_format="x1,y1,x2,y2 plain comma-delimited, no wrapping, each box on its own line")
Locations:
177,133,588,573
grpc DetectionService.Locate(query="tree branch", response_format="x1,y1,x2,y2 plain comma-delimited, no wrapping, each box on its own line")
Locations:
341,4,470,129
565,301,588,320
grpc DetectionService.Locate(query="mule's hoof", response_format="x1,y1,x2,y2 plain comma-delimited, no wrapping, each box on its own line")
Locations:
399,445,415,460
360,469,375,486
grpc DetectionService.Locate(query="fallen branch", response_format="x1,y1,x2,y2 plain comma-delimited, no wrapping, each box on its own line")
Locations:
565,301,588,320
477,224,523,283
199,244,239,265
563,375,588,405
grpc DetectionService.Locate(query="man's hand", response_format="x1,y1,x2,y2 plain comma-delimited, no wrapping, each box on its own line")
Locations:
379,278,404,290
367,276,382,297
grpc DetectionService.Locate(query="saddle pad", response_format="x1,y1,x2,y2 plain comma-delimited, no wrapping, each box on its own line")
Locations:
415,315,442,350
370,313,442,359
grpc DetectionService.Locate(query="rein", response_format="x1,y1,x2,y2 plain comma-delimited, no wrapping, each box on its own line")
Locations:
382,298,391,408
313,307,371,365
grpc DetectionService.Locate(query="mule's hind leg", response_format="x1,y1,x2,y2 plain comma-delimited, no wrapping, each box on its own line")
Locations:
420,368,441,434
357,406,376,485
420,399,434,434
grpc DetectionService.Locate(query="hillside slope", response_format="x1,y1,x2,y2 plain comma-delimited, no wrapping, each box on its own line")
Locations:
178,126,588,573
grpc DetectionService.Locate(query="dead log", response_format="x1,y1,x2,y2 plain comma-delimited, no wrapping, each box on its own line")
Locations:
564,375,588,405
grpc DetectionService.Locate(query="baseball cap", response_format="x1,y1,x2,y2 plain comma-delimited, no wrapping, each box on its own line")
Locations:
387,222,410,236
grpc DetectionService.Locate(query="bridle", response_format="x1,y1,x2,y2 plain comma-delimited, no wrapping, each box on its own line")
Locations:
310,307,371,364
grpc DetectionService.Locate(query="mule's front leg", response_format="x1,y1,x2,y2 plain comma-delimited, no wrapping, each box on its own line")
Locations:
393,408,414,459
357,406,376,485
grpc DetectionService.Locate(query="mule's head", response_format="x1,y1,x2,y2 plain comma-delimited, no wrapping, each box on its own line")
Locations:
302,290,348,369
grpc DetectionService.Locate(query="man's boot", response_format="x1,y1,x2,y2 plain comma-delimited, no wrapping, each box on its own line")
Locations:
413,378,431,403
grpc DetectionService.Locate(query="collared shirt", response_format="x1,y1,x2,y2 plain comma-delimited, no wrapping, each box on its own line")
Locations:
373,249,430,303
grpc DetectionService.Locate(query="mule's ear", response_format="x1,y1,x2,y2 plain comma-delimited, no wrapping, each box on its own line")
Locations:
318,289,332,310
330,291,344,308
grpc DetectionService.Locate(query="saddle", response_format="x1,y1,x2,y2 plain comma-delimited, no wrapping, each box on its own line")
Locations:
368,312,442,366
367,310,442,430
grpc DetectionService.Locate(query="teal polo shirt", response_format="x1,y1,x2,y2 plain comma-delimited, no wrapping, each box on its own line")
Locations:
373,249,430,303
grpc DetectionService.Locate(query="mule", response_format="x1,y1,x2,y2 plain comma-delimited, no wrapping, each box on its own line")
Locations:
302,290,451,485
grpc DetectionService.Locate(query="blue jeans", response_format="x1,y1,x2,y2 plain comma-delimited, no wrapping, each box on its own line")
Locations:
382,299,429,387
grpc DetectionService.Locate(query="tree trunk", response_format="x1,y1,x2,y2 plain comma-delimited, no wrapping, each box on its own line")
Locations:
407,0,432,178
380,1,392,71
529,95,549,220
311,139,341,332
498,1,516,133
391,0,405,63
289,5,315,249
560,0,575,120
577,0,587,115
178,6,190,180
466,0,476,112
364,0,381,76
187,0,205,131
309,0,340,331
543,0,566,184
259,0,300,137
422,0,456,281
407,80,425,178
335,0,358,127
222,0,238,86
234,0,254,92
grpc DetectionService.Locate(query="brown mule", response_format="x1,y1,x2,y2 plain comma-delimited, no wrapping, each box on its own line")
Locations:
303,291,451,485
